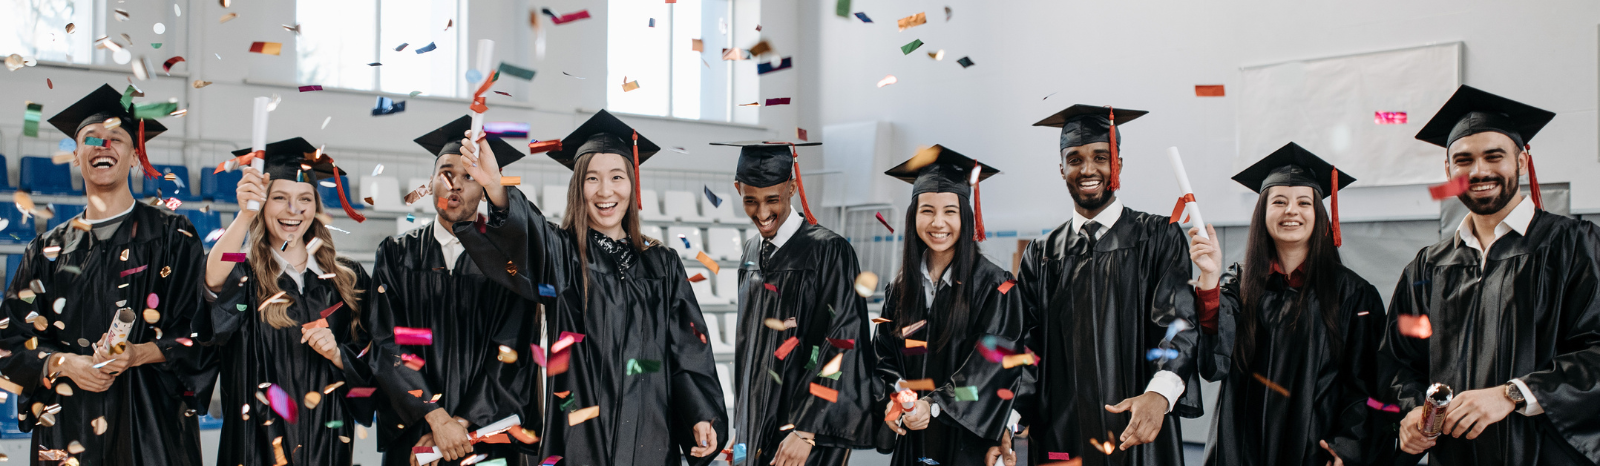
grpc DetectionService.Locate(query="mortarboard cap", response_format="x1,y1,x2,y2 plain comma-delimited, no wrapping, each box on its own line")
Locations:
1231,142,1355,246
1034,104,1147,191
414,115,526,167
545,110,660,170
1415,85,1555,210
231,137,365,222
884,144,1001,241
48,84,168,179
714,140,822,225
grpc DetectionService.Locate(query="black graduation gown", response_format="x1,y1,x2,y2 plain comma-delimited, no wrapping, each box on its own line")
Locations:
197,257,376,466
734,220,877,466
0,202,211,466
1380,209,1600,465
451,187,728,466
1014,207,1203,466
1199,263,1399,466
871,257,1027,466
365,222,541,466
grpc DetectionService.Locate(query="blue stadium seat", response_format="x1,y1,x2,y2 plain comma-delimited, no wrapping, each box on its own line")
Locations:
46,204,85,231
0,154,15,193
176,209,221,247
0,208,36,244
202,169,244,203
5,254,21,288
19,156,79,196
143,164,199,201
317,175,362,212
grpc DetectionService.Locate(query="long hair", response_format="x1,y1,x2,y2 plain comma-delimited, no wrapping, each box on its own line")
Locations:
248,180,364,338
1235,189,1344,373
559,152,656,300
891,194,979,349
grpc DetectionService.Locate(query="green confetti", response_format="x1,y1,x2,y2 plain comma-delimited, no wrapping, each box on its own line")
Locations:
820,367,842,381
324,420,344,428
835,0,850,17
60,265,82,275
22,102,42,138
133,101,178,119
805,346,819,370
901,39,924,55
625,358,662,375
120,85,138,109
953,386,979,401
151,43,162,49
478,460,507,466
828,304,835,317
236,304,248,312
408,91,422,97
560,396,577,411
768,369,783,385
497,62,537,81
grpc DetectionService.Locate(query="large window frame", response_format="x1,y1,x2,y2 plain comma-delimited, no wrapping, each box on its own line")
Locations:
295,0,469,98
607,0,759,125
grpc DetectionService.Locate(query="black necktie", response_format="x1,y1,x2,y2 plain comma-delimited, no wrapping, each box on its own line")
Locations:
1075,221,1102,256
761,240,777,270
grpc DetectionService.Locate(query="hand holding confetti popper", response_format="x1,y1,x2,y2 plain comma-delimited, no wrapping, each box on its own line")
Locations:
247,96,269,211
1167,147,1208,239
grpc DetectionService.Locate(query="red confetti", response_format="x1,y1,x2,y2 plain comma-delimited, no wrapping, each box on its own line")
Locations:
1194,85,1225,97
875,212,895,233
550,9,591,24
690,322,708,344
528,140,561,154
1428,174,1470,200
826,338,855,350
996,388,1014,400
120,265,148,277
1398,314,1433,339
1375,111,1408,125
47,78,52,89
808,382,838,402
267,384,297,423
997,279,1016,294
1366,397,1401,413
298,85,324,92
530,343,547,367
320,302,343,318
688,273,707,283
764,283,779,294
401,353,426,370
797,127,808,141
774,336,800,360
494,91,512,96
221,253,247,262
394,327,433,345
162,56,185,72
765,98,791,106
547,351,571,375
1049,452,1073,461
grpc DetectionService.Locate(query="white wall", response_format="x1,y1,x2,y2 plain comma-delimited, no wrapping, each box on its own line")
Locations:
804,0,1600,234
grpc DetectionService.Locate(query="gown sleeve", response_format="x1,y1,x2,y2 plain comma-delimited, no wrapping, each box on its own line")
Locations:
1149,222,1203,417
1196,265,1242,383
1517,222,1600,462
791,238,876,447
925,267,1028,442
335,259,378,425
0,242,63,396
362,238,437,427
454,186,568,302
661,256,729,465
450,288,543,436
1324,279,1389,463
1379,250,1433,412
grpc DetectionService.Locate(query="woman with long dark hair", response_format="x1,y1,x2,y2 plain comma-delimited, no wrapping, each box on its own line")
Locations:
198,138,374,465
872,146,1026,466
449,110,726,466
1187,143,1398,466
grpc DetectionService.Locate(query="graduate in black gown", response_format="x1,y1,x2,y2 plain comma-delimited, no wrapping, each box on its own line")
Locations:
197,137,375,466
0,85,210,465
871,146,1026,466
359,117,542,466
1015,105,1202,466
450,110,726,466
1187,143,1399,466
1383,85,1600,466
713,141,877,466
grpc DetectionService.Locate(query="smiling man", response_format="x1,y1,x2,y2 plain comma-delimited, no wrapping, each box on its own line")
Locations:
714,141,876,466
0,84,210,465
1382,85,1600,466
1015,105,1203,466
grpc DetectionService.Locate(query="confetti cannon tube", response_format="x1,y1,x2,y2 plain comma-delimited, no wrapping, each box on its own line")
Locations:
1421,383,1453,438
248,96,269,211
469,39,495,143
1167,146,1208,239
96,308,137,355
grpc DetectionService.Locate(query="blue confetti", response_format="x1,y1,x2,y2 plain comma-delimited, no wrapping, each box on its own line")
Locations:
1146,348,1179,361
1413,279,1430,287
756,57,793,75
372,96,407,116
58,138,75,152
394,43,409,52
539,284,556,298
732,444,746,463
405,213,415,222
648,18,655,27
84,136,105,147
465,69,483,84
918,458,940,465
703,186,722,208
1162,318,1192,342
679,235,691,249
414,42,437,54
854,12,873,22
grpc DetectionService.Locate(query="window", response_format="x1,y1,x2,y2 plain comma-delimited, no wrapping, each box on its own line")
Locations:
608,0,759,124
296,0,466,97
3,0,95,64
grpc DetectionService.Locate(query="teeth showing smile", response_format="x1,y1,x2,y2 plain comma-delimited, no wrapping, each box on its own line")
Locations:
1279,221,1302,227
1470,183,1496,192
1079,180,1101,189
90,156,116,168
279,220,302,227
928,232,951,240
596,202,617,209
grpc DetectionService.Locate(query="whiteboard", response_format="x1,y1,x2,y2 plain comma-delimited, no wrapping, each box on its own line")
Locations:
1237,43,1462,187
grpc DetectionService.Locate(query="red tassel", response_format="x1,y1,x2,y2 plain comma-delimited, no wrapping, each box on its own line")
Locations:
1106,106,1120,191
1330,167,1342,247
135,120,159,179
789,144,817,225
971,161,986,242
1525,144,1543,210
631,131,643,210
329,159,366,223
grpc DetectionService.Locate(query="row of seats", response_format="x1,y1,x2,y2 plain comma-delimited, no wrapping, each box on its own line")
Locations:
0,204,223,247
0,155,360,212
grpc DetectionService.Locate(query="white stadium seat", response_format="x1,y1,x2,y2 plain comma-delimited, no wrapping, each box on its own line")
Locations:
685,267,726,305
705,227,743,261
362,176,409,213
663,190,710,222
542,185,568,220
667,226,705,260
714,270,740,305
700,311,734,354
639,189,670,222
715,363,735,412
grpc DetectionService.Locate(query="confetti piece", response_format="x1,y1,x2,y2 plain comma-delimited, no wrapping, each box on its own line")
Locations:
372,96,406,116
622,79,640,92
900,39,924,55
1366,397,1401,413
401,353,426,370
114,8,129,20
1194,85,1226,97
854,272,878,298
996,388,1014,400
248,42,282,56
809,383,839,402
902,378,935,391
688,273,706,283
222,253,246,262
764,283,779,294
120,265,148,277
497,345,519,363
957,56,974,68
765,98,791,106
952,386,979,401
774,336,800,359
721,48,747,61
485,121,530,138
878,75,898,88
549,9,591,25
395,327,433,345
945,6,953,21
757,57,793,75
301,318,328,330
1375,111,1408,125
394,43,409,52
625,358,662,375
568,406,599,425
702,186,722,208
1252,373,1291,397
345,387,375,397
65,23,75,33
797,127,809,141
193,80,212,88
903,339,929,355
691,38,704,52
1145,348,1179,361
854,12,872,22
827,338,854,349
695,251,721,274
897,12,927,31
500,176,522,186
1163,318,1192,342
268,384,297,423
874,211,895,233
997,279,1016,294
163,56,185,72
298,85,323,92
415,42,438,54
1001,352,1037,368
319,302,342,318
22,102,42,137
901,320,926,337
538,284,557,298
1428,174,1469,200
1398,314,1432,339
928,50,945,61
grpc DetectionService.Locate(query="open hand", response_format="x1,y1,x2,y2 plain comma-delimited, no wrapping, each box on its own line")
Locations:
1106,392,1168,450
1187,224,1221,290
1443,387,1515,439
770,431,814,466
301,327,342,368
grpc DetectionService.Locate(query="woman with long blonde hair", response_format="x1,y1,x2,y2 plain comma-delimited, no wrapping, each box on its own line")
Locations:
199,137,375,466
449,110,727,466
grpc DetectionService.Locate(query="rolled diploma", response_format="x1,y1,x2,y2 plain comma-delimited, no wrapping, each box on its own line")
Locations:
468,39,495,143
247,96,269,211
1167,146,1208,239
413,414,521,463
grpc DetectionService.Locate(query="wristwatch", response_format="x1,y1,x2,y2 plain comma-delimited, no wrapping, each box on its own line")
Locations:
1503,382,1526,410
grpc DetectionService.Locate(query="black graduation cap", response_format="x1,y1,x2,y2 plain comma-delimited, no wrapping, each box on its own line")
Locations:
713,140,822,225
883,144,1001,241
1033,104,1147,190
1415,85,1555,210
1231,142,1355,246
545,109,660,170
231,137,344,182
414,115,526,167
47,84,168,142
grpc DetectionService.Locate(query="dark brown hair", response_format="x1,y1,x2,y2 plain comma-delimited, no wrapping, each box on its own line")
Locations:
1235,188,1343,373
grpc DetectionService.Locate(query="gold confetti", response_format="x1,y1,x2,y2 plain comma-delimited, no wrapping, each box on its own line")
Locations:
304,391,322,409
92,416,107,434
497,345,518,363
272,436,287,466
819,353,842,377
119,249,129,261
323,381,345,394
854,272,878,298
24,337,37,350
749,40,772,57
102,117,121,131
340,436,351,443
262,291,289,307
897,12,927,31
691,38,703,52
378,285,386,293
142,308,160,324
357,425,367,439
160,266,171,277
66,440,84,454
70,218,92,232
500,176,521,186
219,12,238,23
1001,353,1036,368
219,0,231,7
506,261,518,276
65,23,75,33
54,384,72,396
568,406,600,425
192,80,212,88
622,79,640,92
52,152,75,164
1253,373,1291,397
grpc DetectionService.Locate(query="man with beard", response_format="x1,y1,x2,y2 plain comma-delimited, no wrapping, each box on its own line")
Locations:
1383,85,1600,466
358,116,543,465
1014,105,1202,466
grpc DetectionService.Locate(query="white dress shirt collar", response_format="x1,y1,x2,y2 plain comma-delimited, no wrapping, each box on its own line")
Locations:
1072,198,1124,239
270,246,325,292
1455,195,1536,259
768,208,805,250
432,216,464,271
919,255,955,309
